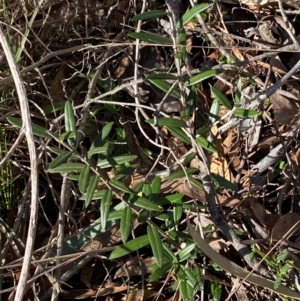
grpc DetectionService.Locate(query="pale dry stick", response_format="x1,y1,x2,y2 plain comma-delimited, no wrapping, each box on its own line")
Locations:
0,25,39,301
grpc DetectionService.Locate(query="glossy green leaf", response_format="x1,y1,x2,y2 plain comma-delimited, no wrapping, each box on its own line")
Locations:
101,189,112,231
49,151,73,170
162,242,177,261
147,225,163,267
185,69,222,87
211,173,238,191
109,235,150,259
64,100,77,146
180,278,190,301
150,177,161,202
177,3,211,28
188,176,203,189
177,243,196,262
87,146,108,157
196,136,218,153
79,165,90,194
97,155,137,168
128,32,172,45
147,117,186,128
89,122,114,154
173,197,183,224
109,178,135,194
85,175,99,207
209,98,220,124
132,10,167,21
142,183,152,197
58,131,77,141
7,117,52,139
145,77,180,99
48,147,77,159
137,209,149,224
120,206,132,243
79,189,105,201
196,126,211,135
211,86,232,109
233,108,259,118
145,73,177,80
210,282,223,301
150,261,173,281
165,167,198,180
185,268,200,290
168,127,191,144
134,197,160,211
48,163,85,173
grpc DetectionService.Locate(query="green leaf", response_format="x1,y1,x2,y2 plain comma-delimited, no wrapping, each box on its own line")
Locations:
177,244,196,262
64,100,77,146
185,69,222,87
209,98,220,124
48,163,85,173
132,10,168,21
79,189,105,201
180,278,190,301
274,276,282,290
177,3,211,28
134,197,160,211
168,127,191,144
97,155,137,168
233,108,259,118
58,131,77,141
185,268,200,290
145,73,177,80
128,32,172,45
109,235,150,259
147,117,186,128
235,79,242,105
210,282,223,301
147,225,163,267
145,76,180,99
120,206,132,243
79,165,91,194
211,173,238,191
49,151,73,170
211,86,232,109
101,189,112,231
173,197,183,224
196,136,218,153
42,101,65,115
150,261,173,281
276,251,289,261
85,175,99,207
151,177,161,201
109,178,135,194
165,167,198,180
7,117,52,139
88,122,114,157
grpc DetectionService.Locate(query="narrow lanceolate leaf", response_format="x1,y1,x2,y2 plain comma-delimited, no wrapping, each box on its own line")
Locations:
142,183,152,197
109,178,135,194
48,163,85,173
7,117,52,139
145,77,180,99
147,117,186,128
49,151,73,170
145,73,177,80
151,177,161,195
211,86,232,109
177,3,211,28
128,32,172,45
79,165,91,194
64,100,77,146
177,243,196,262
165,167,198,180
109,235,150,259
132,10,167,21
85,175,99,207
185,69,222,87
173,197,183,224
101,189,112,231
209,98,220,124
147,225,163,267
233,108,259,118
79,189,105,201
168,127,191,144
196,136,218,153
134,197,160,211
97,155,138,168
150,261,173,282
120,206,132,243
